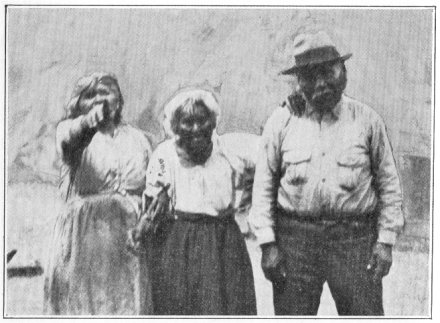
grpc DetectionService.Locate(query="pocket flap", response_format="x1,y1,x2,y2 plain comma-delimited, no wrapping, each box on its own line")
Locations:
337,153,365,167
284,150,312,165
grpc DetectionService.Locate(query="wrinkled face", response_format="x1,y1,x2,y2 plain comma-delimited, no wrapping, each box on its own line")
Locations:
174,101,216,163
78,78,122,124
297,61,347,112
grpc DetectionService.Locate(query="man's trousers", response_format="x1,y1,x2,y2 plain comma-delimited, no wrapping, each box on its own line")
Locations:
273,212,384,316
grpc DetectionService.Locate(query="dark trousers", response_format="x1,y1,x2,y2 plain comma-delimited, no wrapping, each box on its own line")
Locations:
274,213,384,316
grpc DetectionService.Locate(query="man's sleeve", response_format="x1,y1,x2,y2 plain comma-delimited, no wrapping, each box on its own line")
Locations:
370,115,405,245
249,110,284,245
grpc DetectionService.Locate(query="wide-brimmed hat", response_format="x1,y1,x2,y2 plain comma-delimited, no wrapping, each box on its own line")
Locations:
281,31,352,75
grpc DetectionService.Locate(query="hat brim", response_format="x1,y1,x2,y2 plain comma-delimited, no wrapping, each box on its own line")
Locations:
280,53,352,75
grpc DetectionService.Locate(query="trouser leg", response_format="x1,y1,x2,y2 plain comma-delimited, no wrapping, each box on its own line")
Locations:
274,221,326,315
325,233,384,316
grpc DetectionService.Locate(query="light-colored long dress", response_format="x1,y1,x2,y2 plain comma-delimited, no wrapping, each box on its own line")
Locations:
43,122,153,315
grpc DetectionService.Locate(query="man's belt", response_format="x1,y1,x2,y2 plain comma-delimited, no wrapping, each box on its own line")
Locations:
276,204,374,225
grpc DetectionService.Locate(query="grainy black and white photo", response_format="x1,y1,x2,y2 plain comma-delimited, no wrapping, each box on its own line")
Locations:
4,5,433,317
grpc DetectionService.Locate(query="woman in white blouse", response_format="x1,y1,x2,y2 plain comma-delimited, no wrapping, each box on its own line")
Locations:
139,88,257,315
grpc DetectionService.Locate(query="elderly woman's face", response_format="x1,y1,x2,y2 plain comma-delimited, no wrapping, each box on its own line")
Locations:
78,78,121,123
174,102,216,163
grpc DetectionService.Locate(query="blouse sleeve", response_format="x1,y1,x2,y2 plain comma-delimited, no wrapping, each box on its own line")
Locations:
218,134,260,210
144,142,173,200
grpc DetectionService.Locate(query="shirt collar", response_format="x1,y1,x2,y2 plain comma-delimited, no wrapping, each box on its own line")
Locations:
304,94,344,120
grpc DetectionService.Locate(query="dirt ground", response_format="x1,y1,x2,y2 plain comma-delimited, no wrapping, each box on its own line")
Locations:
5,183,430,316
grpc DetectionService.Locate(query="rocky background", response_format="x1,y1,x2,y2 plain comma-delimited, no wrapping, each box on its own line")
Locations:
8,7,432,246
5,8,433,315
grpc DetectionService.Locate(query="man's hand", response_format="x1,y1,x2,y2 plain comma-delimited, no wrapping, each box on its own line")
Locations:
261,242,287,291
367,242,393,283
82,102,109,129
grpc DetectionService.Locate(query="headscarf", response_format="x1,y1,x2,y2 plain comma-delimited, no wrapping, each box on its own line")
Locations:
162,88,220,138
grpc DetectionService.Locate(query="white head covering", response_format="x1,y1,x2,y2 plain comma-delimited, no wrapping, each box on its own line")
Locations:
163,88,221,137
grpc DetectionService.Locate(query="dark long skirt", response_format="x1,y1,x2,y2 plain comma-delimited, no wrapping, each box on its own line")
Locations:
152,211,257,315
43,194,153,315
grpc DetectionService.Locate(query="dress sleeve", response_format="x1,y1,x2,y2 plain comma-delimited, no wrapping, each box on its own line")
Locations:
144,143,173,200
236,163,256,213
56,116,96,166
122,128,155,197
218,134,259,212
234,138,259,212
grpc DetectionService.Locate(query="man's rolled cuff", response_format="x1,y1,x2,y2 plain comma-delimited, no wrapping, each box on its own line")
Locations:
255,227,276,246
377,229,398,246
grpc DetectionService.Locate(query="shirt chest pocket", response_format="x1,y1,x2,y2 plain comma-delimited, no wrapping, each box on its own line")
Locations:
336,150,369,191
283,150,312,186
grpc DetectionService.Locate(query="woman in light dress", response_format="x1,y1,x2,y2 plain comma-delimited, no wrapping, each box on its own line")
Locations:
44,72,153,315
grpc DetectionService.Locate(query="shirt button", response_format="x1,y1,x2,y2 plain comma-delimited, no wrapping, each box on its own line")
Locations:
322,152,326,156
322,178,326,183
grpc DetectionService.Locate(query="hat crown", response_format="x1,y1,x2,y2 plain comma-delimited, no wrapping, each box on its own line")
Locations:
292,31,337,57
280,30,351,75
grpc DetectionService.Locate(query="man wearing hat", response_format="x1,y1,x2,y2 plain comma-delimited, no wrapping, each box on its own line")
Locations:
250,31,404,315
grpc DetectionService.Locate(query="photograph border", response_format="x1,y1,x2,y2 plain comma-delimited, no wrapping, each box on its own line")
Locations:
2,3,436,320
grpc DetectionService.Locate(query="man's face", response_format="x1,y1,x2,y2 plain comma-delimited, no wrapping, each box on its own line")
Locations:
174,102,216,163
296,61,347,112
78,79,121,124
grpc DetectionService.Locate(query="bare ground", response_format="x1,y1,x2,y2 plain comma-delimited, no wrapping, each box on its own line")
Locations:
5,183,430,316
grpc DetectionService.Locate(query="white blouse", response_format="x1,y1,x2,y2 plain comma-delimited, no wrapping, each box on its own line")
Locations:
144,135,255,216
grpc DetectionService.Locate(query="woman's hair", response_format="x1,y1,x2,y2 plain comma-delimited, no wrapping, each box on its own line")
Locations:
163,88,220,138
63,72,124,121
